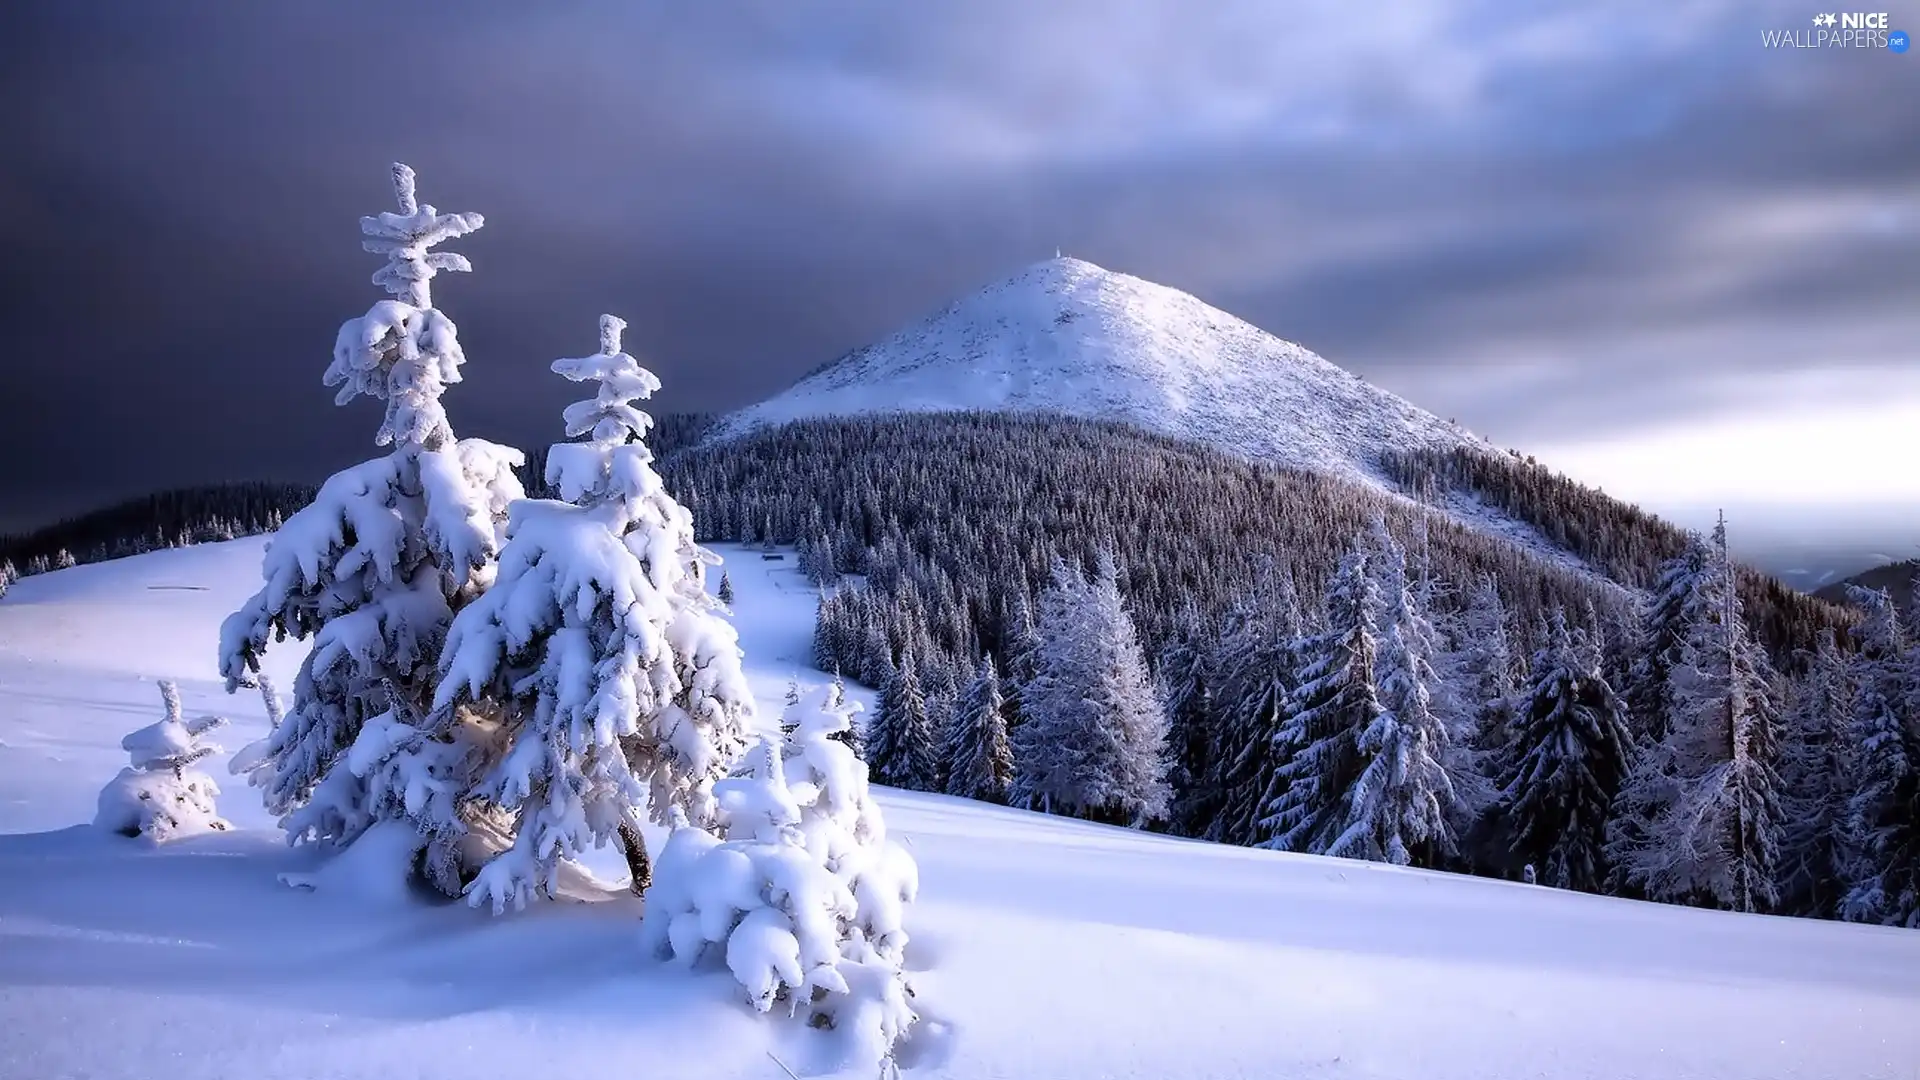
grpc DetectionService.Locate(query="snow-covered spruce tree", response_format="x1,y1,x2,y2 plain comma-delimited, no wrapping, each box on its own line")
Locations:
1442,573,1521,868
944,655,1013,803
1207,674,1290,846
1775,628,1857,918
0,559,15,599
1609,518,1783,913
1337,620,1460,867
998,583,1040,725
219,164,526,893
96,680,230,841
643,686,920,1071
1202,566,1303,845
869,643,939,791
1348,521,1464,867
920,654,960,792
1497,609,1635,892
436,315,754,912
1011,554,1170,825
1259,546,1384,854
718,569,735,608
1622,536,1713,744
1159,608,1219,834
1451,574,1519,763
1839,586,1919,925
810,591,841,673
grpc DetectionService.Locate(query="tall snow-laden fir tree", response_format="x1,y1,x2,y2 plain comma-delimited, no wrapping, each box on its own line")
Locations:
1776,628,1857,918
869,643,939,791
1622,536,1713,744
718,569,735,607
1158,606,1225,835
1348,521,1464,867
1200,563,1302,845
1839,586,1919,926
1447,574,1521,811
1259,547,1383,855
1204,669,1288,846
1340,621,1459,867
219,164,525,893
999,583,1041,727
95,680,231,842
1609,518,1783,913
435,314,755,912
945,655,1013,803
1011,554,1169,825
1497,609,1634,892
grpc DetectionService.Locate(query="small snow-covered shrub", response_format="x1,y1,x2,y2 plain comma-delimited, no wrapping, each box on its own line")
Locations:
643,683,919,1070
96,680,230,842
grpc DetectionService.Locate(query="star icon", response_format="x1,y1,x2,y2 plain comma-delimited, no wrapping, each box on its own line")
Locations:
1812,12,1836,25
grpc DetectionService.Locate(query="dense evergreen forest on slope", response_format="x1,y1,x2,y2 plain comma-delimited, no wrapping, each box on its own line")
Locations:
664,412,1619,664
660,413,1912,925
1380,446,1851,666
0,482,315,572
662,412,1848,678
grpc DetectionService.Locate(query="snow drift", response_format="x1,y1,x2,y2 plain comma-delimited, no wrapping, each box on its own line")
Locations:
3,540,1920,1079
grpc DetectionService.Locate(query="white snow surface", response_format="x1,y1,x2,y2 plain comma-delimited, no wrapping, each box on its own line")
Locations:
3,539,1920,1079
710,257,1487,488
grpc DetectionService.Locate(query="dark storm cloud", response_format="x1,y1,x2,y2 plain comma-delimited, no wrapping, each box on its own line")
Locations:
0,0,1914,530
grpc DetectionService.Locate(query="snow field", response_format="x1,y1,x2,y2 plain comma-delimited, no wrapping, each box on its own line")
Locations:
0,540,1917,1079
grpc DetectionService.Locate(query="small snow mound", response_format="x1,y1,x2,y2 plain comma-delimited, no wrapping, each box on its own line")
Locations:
276,819,426,907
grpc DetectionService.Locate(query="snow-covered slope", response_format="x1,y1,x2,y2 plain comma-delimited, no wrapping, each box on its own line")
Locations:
3,542,1919,1079
711,257,1485,487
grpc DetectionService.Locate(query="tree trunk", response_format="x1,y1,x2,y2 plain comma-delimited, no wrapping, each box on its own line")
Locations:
619,819,653,897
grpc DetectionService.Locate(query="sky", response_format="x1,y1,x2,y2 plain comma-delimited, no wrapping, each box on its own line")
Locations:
0,1,1915,568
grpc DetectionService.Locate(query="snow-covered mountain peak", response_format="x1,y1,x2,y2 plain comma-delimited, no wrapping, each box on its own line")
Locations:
710,257,1487,484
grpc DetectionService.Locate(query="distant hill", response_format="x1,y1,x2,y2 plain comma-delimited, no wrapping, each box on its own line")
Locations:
0,482,314,572
709,256,1491,490
1816,559,1918,615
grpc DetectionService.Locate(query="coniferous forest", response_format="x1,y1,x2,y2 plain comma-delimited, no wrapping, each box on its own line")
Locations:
660,411,1918,927
5,405,1914,930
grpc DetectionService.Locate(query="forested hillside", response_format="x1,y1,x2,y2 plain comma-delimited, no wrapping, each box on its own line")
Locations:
0,482,314,575
657,411,1918,928
1381,446,1849,665
663,412,1846,677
